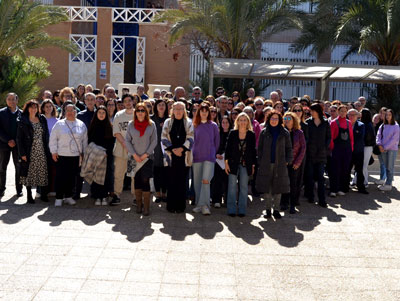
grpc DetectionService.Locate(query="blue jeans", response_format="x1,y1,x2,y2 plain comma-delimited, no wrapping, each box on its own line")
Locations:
381,150,398,185
192,161,215,208
378,153,387,181
227,165,249,215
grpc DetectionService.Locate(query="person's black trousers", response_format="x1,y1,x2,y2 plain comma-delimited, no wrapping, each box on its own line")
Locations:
0,148,22,194
56,156,79,200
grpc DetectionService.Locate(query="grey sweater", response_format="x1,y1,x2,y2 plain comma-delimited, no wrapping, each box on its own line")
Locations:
125,121,157,159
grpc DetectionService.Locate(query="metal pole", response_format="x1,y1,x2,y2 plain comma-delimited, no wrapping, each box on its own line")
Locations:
209,58,214,95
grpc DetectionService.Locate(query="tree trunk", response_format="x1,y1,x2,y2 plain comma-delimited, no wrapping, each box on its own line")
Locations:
376,84,400,111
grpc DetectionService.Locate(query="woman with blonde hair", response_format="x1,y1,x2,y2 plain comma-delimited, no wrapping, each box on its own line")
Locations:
280,112,306,214
161,102,194,213
225,112,256,217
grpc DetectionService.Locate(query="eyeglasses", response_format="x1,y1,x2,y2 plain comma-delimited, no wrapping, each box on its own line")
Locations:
270,117,279,121
107,103,115,107
216,91,224,95
283,117,292,121
193,92,200,95
211,110,217,113
192,109,197,113
293,109,302,113
255,103,263,107
136,109,146,113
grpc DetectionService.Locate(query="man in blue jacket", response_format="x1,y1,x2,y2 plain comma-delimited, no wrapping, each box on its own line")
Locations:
0,93,23,197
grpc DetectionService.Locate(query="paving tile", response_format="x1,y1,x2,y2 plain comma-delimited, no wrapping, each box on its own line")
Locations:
119,281,160,296
42,277,85,292
162,271,199,284
80,280,122,294
88,267,128,281
33,290,76,300
159,283,198,298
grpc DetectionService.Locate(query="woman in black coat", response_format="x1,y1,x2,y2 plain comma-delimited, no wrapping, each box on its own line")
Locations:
256,110,293,219
16,100,50,203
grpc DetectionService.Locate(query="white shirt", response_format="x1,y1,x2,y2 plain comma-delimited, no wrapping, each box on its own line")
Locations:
49,119,88,157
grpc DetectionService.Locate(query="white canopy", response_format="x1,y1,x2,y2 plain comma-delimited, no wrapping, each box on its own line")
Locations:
209,58,400,98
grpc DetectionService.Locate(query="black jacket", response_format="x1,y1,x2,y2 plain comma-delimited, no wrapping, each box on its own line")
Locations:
0,106,22,151
256,126,293,194
16,114,50,176
305,117,331,164
225,130,257,176
364,122,376,147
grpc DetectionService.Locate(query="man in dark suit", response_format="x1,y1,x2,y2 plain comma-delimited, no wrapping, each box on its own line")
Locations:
0,93,23,197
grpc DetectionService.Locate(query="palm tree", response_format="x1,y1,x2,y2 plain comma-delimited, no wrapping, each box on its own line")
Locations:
0,0,76,58
155,0,302,62
0,0,77,105
293,0,400,108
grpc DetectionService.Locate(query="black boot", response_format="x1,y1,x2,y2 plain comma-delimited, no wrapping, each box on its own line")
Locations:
264,209,272,218
273,209,282,219
26,187,34,204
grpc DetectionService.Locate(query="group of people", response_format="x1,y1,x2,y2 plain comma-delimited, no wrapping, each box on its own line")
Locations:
0,84,398,219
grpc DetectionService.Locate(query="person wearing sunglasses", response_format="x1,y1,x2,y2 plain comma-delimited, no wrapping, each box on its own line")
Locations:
254,97,266,123
125,103,157,215
257,110,293,219
280,112,306,214
290,104,309,142
191,86,203,105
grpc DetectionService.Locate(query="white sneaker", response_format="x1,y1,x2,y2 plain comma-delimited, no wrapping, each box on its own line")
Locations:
35,192,41,199
64,197,76,205
192,206,202,213
337,191,346,196
329,192,336,197
375,179,385,185
47,192,56,197
201,206,211,215
54,199,63,207
101,198,108,206
379,185,392,191
214,203,221,208
365,184,369,188
95,199,101,206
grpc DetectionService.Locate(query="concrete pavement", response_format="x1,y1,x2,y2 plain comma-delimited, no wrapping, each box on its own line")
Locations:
0,156,399,300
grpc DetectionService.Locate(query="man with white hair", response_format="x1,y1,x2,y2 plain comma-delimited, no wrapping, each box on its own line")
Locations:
358,96,366,109
191,86,203,105
270,91,280,105
347,109,368,194
217,95,229,122
174,86,186,101
105,86,116,101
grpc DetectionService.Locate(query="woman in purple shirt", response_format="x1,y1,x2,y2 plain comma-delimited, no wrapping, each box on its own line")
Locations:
376,109,400,191
192,103,220,215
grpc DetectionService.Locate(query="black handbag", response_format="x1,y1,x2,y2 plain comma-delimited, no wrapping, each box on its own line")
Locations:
372,145,381,155
368,155,374,166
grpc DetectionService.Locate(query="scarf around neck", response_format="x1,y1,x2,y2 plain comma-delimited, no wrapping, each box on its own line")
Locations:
134,119,149,137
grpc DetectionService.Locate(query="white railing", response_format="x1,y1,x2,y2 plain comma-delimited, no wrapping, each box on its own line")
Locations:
112,8,163,23
64,6,98,22
35,0,54,4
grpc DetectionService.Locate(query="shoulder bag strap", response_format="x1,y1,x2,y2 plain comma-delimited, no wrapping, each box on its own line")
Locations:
65,121,82,155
